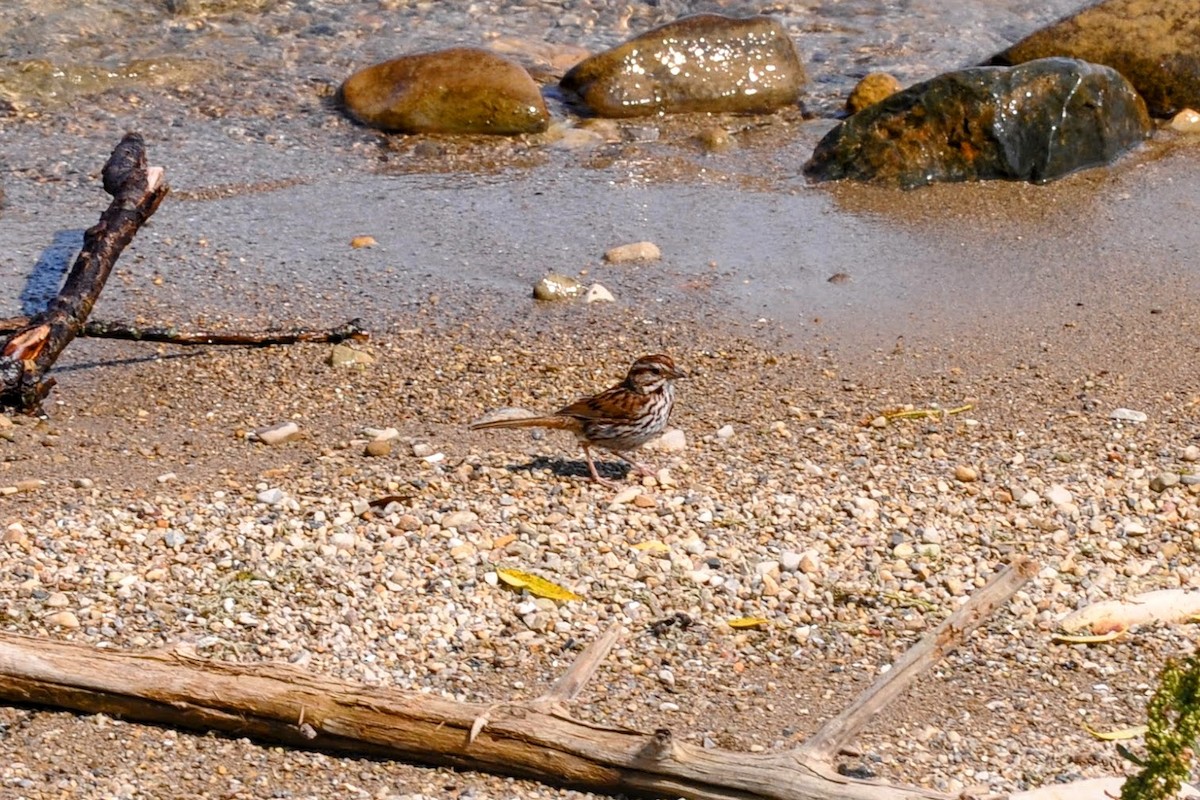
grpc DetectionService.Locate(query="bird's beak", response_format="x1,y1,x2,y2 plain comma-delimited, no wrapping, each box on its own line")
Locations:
670,366,689,380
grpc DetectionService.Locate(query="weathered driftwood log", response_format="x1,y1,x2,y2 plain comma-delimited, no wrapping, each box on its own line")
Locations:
0,316,369,346
0,133,168,413
0,558,1037,800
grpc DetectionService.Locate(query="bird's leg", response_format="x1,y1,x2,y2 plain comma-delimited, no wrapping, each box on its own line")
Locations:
582,444,619,489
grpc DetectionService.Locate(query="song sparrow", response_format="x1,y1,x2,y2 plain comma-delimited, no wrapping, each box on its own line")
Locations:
469,353,687,487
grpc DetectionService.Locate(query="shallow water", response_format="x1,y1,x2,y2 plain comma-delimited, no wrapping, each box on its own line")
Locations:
0,0,1083,115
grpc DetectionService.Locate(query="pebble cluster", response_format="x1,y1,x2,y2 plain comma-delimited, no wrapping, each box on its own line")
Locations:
2,321,1198,798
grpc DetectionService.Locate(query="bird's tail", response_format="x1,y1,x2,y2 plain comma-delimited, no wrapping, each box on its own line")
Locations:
469,411,577,432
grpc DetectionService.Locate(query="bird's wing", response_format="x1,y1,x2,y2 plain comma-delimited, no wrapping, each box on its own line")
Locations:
555,386,628,422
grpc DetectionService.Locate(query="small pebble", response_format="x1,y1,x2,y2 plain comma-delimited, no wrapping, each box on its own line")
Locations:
1045,485,1073,506
253,421,301,445
364,439,393,457
645,428,686,453
1169,108,1200,133
716,424,735,439
608,486,642,507
1109,407,1147,423
954,465,978,482
256,488,286,506
328,344,374,367
533,273,583,301
441,511,478,529
330,532,357,550
46,611,80,629
584,283,615,303
1149,472,1180,493
603,241,661,264
696,126,734,152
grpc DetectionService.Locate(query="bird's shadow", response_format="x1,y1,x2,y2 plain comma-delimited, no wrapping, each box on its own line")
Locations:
507,456,631,482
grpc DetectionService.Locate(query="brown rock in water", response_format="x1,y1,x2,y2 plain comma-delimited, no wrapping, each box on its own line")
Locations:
561,14,805,118
341,48,549,135
805,58,1150,188
846,72,901,114
987,0,1200,117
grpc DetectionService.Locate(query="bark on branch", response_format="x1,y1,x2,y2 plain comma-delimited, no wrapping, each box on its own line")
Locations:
0,132,168,413
0,316,369,346
0,558,1036,800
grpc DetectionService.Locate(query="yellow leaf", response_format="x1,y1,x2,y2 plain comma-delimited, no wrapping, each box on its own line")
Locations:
1083,723,1148,741
496,568,582,602
1051,630,1126,644
727,617,769,629
633,540,669,553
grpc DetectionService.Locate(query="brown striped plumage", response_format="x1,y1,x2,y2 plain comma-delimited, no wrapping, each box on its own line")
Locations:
469,354,687,487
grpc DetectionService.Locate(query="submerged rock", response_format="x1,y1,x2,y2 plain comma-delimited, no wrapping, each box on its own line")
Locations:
987,0,1200,117
805,58,1149,187
561,14,805,118
341,48,549,135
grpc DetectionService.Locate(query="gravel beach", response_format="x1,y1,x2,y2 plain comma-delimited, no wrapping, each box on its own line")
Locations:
3,308,1200,798
3,1,1200,798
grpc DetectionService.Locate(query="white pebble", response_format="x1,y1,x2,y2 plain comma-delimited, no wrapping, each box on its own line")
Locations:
608,486,642,507
584,283,615,303
716,424,735,439
256,488,286,506
331,532,357,550
645,427,686,452
1045,485,1073,506
1109,408,1147,423
441,511,478,529
253,421,301,444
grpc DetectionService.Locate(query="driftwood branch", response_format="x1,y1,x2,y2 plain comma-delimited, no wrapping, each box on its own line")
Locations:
0,133,168,413
0,559,1037,800
798,555,1039,764
0,316,369,346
